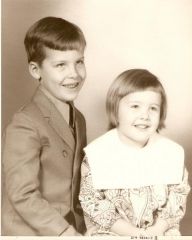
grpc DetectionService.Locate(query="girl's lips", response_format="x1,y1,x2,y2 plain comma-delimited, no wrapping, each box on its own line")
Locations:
134,124,150,129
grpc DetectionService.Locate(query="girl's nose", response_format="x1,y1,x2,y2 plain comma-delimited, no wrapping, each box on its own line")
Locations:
140,110,149,120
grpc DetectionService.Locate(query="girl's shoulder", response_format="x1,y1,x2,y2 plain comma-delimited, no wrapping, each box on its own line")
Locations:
153,133,184,155
84,129,118,152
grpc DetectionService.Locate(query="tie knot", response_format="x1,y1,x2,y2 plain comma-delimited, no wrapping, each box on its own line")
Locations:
68,102,75,132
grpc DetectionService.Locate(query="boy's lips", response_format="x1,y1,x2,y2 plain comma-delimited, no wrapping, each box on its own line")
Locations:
62,82,80,89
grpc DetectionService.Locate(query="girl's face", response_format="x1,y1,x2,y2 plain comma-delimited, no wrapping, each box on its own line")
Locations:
117,90,161,147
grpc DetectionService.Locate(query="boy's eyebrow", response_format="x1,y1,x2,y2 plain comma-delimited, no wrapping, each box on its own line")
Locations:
77,56,85,60
52,56,85,64
51,60,67,64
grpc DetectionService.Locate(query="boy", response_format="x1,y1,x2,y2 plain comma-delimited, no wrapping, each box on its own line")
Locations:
2,16,87,236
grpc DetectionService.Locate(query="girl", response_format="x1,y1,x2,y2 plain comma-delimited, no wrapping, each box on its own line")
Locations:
79,69,190,236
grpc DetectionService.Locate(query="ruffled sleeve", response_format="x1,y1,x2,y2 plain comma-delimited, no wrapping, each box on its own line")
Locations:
79,156,121,231
158,167,190,229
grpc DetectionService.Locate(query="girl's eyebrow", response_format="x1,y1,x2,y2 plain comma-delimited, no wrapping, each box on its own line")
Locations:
150,103,160,106
127,101,160,106
127,101,141,104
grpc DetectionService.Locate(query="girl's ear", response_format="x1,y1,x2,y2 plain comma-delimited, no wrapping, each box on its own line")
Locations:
28,62,41,80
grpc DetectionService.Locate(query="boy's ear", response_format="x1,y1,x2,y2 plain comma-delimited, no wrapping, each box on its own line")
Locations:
28,62,41,80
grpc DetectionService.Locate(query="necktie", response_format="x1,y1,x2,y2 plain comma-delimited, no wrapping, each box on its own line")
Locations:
68,102,75,136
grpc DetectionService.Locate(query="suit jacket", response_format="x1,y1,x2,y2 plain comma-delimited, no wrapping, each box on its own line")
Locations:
2,87,87,236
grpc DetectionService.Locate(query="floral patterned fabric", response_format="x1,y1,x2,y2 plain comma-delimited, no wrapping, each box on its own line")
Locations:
79,157,190,236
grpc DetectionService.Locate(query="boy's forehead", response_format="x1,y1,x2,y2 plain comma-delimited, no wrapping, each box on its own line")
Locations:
43,46,84,60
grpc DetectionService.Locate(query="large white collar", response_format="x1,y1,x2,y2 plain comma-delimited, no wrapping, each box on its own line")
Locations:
84,129,184,189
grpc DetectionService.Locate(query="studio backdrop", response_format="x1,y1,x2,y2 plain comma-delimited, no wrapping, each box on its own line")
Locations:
2,0,192,235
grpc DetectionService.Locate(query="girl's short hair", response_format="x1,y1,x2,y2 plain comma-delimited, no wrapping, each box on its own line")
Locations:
24,16,86,65
106,69,167,130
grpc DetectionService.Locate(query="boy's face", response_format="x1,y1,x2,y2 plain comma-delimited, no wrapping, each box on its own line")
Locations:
117,90,161,147
36,47,86,102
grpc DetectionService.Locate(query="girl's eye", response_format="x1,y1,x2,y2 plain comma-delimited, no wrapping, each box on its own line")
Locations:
150,106,159,111
130,105,139,109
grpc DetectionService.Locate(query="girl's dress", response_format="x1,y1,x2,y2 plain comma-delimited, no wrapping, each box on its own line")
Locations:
79,129,190,236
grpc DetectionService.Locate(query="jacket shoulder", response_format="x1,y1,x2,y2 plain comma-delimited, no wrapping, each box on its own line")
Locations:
5,101,44,132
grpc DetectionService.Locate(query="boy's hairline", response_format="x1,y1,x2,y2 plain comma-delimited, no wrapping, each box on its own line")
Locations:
24,16,86,65
28,45,86,67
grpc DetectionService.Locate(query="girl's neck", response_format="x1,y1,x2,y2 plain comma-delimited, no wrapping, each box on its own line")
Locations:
116,129,149,149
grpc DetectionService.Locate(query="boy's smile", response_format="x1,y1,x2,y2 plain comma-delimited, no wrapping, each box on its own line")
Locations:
117,90,161,147
34,47,86,102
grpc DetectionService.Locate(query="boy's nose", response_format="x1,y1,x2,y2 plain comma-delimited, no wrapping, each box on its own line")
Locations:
68,65,78,78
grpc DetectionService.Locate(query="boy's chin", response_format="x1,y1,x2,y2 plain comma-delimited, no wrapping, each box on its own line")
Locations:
60,94,79,102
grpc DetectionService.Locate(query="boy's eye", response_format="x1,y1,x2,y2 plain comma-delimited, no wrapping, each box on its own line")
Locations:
56,63,66,68
77,59,84,65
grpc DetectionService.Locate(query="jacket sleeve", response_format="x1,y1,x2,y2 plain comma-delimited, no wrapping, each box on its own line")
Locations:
157,167,190,229
79,156,121,231
2,112,70,236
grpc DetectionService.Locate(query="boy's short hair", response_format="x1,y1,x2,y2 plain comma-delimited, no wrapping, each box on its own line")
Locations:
24,16,86,65
106,69,167,130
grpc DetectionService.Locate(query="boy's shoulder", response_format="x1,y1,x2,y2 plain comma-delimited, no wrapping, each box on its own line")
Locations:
5,99,44,131
6,87,86,132
18,98,42,117
7,100,86,130
9,88,51,125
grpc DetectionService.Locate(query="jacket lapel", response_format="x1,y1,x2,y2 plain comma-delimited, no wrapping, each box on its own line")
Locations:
32,87,75,150
72,109,86,174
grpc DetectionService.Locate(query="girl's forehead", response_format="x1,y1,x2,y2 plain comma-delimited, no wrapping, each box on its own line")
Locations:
122,90,161,103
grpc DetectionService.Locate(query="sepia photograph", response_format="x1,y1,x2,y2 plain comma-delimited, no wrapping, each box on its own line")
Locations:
1,0,192,238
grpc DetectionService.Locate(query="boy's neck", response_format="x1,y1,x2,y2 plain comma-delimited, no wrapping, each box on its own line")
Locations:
39,85,70,124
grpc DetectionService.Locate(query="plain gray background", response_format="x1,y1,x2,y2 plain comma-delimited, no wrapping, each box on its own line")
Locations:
2,0,192,235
